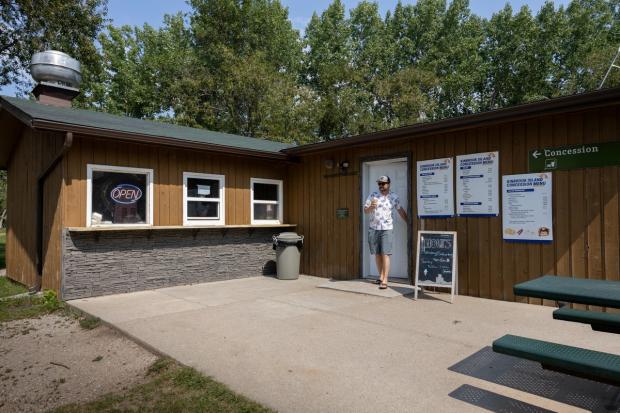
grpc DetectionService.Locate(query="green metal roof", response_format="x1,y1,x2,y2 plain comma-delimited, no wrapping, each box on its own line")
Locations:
0,96,294,155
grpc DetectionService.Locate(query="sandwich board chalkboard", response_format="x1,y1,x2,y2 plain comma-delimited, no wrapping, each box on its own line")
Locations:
414,231,458,303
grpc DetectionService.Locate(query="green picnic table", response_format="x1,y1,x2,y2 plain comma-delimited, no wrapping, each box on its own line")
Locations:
513,275,620,308
492,275,620,386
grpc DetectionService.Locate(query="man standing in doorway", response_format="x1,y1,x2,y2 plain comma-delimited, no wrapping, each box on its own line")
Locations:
363,175,408,289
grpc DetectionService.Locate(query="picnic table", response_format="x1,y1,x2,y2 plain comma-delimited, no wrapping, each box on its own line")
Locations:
513,275,620,309
492,275,620,386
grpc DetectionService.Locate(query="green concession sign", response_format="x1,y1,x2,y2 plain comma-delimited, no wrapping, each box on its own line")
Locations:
528,141,620,172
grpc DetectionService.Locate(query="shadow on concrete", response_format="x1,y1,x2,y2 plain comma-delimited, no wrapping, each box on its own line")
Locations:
449,384,554,413
317,278,416,298
449,347,620,413
402,288,454,303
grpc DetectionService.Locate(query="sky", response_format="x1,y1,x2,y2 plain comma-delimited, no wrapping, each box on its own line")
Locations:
1,0,571,97
103,0,570,31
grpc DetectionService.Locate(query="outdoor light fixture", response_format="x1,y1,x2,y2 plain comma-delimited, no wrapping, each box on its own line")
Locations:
323,160,355,178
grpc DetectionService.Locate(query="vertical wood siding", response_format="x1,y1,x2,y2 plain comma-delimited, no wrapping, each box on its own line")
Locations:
8,133,287,293
6,104,619,301
287,107,620,304
62,136,288,227
7,129,65,290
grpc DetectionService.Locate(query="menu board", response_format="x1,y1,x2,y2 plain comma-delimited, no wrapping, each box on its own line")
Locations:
415,231,457,303
416,157,454,218
456,151,499,216
502,173,553,243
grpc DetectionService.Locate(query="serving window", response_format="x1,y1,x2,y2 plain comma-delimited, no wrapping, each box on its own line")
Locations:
251,178,283,224
183,172,225,225
87,164,153,226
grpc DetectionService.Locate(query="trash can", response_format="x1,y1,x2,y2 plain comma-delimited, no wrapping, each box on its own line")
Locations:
272,232,304,280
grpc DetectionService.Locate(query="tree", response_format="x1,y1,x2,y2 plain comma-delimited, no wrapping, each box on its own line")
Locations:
189,0,301,73
559,0,620,93
179,0,306,141
0,0,108,96
375,66,438,127
427,0,485,118
480,5,537,109
303,0,366,139
84,14,194,119
44,0,620,144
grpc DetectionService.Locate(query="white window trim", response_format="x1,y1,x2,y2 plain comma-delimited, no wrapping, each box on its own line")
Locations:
250,178,283,225
183,172,226,226
86,164,154,227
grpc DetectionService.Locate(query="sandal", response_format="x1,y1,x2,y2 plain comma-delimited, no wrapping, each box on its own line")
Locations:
373,279,381,285
379,283,388,290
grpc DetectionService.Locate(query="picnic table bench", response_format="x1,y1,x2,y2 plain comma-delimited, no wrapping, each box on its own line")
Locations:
553,307,620,334
492,275,620,386
493,334,620,386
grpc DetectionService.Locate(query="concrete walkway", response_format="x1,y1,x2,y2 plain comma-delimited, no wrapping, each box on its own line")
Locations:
69,275,620,413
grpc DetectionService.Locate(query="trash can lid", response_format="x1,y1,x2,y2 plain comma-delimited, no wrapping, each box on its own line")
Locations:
276,232,303,242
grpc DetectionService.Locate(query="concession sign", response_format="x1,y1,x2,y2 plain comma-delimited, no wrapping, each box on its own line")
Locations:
528,141,620,172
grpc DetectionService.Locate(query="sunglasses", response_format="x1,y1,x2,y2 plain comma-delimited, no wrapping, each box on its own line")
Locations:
378,182,389,186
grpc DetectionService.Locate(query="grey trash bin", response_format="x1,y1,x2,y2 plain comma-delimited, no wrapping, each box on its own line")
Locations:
272,232,304,280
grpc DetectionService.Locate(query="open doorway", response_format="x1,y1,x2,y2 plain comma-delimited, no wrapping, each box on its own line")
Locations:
361,156,410,282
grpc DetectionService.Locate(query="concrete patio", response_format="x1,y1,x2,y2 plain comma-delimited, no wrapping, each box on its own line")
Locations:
69,275,620,413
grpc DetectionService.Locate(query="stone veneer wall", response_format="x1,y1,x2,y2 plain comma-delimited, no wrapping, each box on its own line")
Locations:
61,227,278,300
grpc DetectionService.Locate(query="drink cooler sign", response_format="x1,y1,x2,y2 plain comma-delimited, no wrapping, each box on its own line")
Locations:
502,173,553,243
416,157,454,218
456,151,499,216
414,231,458,303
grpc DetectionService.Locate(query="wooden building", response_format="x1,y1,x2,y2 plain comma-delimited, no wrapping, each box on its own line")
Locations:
1,85,619,303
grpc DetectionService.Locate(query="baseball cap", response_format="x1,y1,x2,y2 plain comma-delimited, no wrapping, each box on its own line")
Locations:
376,175,391,183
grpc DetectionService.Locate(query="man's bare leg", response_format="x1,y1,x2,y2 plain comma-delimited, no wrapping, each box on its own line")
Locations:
382,255,390,284
374,254,383,282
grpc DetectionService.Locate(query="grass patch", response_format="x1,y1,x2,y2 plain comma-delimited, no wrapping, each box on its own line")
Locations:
79,315,101,330
49,358,275,413
0,276,27,298
0,291,64,323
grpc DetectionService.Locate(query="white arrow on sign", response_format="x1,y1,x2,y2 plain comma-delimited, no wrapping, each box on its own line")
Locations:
532,150,541,159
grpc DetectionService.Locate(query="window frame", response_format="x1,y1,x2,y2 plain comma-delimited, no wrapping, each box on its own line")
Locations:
250,178,283,225
86,164,154,227
183,172,226,226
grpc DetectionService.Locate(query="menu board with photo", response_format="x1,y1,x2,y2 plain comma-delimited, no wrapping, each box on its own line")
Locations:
416,157,454,218
456,151,499,216
502,173,553,243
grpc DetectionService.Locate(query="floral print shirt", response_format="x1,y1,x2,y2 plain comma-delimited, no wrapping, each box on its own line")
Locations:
363,191,401,230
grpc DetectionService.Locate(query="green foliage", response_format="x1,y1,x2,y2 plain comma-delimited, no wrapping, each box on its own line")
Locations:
0,295,47,322
0,275,27,298
49,360,275,413
147,357,174,376
0,0,107,95
79,315,101,330
8,0,618,144
42,289,62,312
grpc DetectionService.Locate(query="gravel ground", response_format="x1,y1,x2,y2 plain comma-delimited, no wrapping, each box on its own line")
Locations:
0,313,158,413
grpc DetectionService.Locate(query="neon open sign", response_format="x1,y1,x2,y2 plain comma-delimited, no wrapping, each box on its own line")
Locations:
110,184,143,204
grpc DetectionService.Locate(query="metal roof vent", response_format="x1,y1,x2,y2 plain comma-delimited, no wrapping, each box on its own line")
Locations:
30,50,81,107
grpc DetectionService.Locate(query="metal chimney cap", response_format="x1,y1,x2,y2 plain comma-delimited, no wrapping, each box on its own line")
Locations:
30,50,82,88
